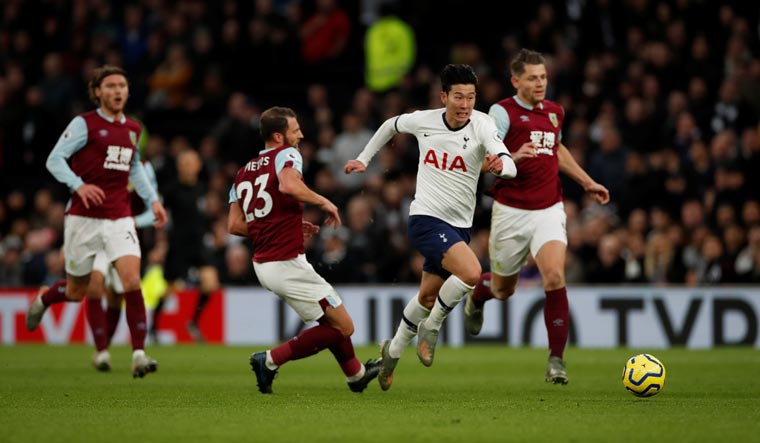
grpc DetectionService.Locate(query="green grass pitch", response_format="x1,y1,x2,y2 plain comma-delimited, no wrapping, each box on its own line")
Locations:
1,345,758,442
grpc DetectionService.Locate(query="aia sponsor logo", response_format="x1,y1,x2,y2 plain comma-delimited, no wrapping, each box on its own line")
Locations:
423,149,466,172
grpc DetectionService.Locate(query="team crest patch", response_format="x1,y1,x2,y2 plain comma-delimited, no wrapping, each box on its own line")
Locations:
548,112,559,128
129,131,137,146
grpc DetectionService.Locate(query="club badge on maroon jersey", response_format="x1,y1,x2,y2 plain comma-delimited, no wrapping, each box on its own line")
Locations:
549,112,559,128
129,131,137,147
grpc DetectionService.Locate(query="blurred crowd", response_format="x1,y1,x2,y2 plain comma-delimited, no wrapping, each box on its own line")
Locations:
1,0,759,288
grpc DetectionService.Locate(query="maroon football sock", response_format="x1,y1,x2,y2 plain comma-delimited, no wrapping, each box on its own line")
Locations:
41,279,69,306
105,305,122,345
270,324,343,366
544,287,569,359
86,297,108,352
123,289,147,351
328,336,362,377
470,272,494,307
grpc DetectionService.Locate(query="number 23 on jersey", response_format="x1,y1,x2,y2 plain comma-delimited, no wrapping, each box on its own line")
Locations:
236,173,273,222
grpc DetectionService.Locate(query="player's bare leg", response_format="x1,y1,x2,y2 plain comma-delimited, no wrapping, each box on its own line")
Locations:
380,290,433,390
417,242,479,366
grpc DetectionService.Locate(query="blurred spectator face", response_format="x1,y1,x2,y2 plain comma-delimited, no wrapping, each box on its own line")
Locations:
221,19,240,44
313,168,337,195
42,53,62,78
340,112,362,133
47,203,65,232
307,84,328,108
691,35,710,61
688,77,708,102
347,196,372,232
710,130,737,163
667,91,688,116
740,127,759,154
598,234,622,267
624,152,644,175
716,204,736,228
667,224,685,247
627,208,648,234
747,226,760,249
625,97,645,124
382,181,403,209
34,189,53,215
718,79,738,103
317,126,335,148
45,248,64,276
627,232,646,258
723,224,745,253
650,207,671,232
741,201,760,226
675,112,697,138
701,234,723,260
688,140,709,166
177,149,202,181
650,232,673,257
680,200,704,229
225,244,251,278
599,126,622,153
7,190,26,213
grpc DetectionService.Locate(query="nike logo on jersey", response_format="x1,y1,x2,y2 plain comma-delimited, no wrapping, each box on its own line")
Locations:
423,133,431,137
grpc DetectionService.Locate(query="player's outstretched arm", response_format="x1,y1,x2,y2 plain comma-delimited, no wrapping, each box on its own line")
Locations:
557,143,610,205
279,167,342,228
345,116,398,174
344,159,367,174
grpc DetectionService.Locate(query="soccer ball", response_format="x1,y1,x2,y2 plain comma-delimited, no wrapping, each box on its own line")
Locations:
622,354,666,397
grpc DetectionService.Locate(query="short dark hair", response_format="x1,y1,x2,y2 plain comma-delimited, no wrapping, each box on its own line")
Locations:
88,65,128,105
510,49,546,77
440,64,478,93
260,106,297,142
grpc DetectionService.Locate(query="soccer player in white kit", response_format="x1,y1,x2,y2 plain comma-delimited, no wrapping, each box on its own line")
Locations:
345,64,536,390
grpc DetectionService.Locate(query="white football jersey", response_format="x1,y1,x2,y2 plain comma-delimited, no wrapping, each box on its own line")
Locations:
357,108,513,227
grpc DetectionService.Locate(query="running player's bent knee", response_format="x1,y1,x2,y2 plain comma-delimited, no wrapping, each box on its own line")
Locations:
491,286,515,301
330,322,354,337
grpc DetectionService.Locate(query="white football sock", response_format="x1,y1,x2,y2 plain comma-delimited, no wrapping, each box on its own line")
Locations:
346,364,366,382
265,350,279,370
388,295,430,359
424,275,474,331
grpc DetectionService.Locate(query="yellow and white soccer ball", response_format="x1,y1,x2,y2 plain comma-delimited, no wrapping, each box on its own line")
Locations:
622,354,666,397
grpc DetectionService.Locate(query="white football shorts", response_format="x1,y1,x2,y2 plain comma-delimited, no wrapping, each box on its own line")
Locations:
64,215,141,277
253,254,342,323
92,250,125,293
488,201,567,276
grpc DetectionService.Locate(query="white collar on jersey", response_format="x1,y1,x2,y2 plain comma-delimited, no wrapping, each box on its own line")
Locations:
96,108,127,124
513,95,544,111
